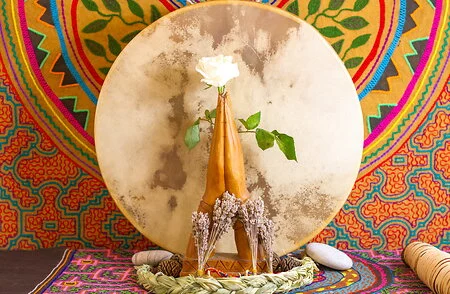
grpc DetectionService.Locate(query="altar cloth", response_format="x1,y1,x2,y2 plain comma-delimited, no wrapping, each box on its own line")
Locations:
23,249,431,293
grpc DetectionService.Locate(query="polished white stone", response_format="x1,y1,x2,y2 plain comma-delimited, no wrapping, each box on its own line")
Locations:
306,243,353,270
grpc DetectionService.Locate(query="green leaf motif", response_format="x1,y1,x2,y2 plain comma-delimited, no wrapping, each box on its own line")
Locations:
319,26,344,38
82,19,109,33
84,39,106,57
99,67,110,75
240,111,261,130
353,0,369,11
286,0,299,15
328,0,344,10
127,0,144,18
81,0,98,11
255,128,275,150
344,57,363,68
274,132,297,161
151,5,162,22
184,120,200,150
331,39,344,54
350,34,371,49
102,0,121,12
120,30,141,43
340,16,369,30
107,35,121,56
308,0,321,15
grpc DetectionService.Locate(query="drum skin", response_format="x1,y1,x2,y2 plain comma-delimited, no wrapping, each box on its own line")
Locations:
95,1,363,255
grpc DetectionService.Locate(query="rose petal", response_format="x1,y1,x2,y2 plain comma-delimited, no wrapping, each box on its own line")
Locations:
196,55,240,87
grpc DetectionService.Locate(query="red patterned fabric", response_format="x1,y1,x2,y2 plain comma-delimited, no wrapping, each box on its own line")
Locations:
0,0,449,250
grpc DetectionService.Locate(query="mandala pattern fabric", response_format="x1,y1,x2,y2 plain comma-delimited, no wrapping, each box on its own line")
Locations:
40,249,431,293
0,0,449,250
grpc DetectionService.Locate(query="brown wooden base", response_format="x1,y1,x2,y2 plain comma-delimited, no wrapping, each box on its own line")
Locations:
181,253,268,277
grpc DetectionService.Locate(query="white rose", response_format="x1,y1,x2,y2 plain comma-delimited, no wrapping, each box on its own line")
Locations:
195,55,240,88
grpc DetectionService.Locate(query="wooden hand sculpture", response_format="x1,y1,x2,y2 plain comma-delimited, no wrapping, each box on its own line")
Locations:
185,92,251,261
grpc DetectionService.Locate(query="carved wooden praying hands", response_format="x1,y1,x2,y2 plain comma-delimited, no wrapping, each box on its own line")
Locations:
185,92,252,262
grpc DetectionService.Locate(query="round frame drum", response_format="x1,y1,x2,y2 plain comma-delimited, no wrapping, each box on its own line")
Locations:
95,1,363,255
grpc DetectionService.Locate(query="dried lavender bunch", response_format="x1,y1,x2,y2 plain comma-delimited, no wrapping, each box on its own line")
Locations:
191,211,209,274
259,216,275,273
204,191,241,263
238,196,264,273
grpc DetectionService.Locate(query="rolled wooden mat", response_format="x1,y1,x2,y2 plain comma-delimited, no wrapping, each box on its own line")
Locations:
403,242,450,294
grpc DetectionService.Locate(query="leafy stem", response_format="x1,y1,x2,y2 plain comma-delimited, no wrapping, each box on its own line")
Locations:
311,8,329,26
238,130,256,134
104,55,115,64
185,110,297,161
342,46,352,60
312,8,354,26
327,8,354,20
96,10,148,26
199,117,214,126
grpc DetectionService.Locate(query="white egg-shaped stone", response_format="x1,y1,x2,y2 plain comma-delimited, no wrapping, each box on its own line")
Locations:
306,243,353,270
132,250,173,266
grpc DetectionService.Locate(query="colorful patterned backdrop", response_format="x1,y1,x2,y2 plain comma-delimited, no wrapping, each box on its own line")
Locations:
0,0,448,250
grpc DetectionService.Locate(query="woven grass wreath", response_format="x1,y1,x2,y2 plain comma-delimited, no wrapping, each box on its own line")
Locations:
136,256,317,294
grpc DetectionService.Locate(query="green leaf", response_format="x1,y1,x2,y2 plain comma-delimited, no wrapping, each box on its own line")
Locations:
246,111,261,130
286,0,299,15
81,0,98,11
328,0,344,10
82,19,109,33
204,109,216,121
107,35,121,56
151,5,162,22
120,30,141,43
99,67,110,75
340,16,369,30
331,39,344,54
353,0,369,11
239,119,249,129
102,0,121,12
184,120,200,150
308,0,321,15
84,39,106,57
127,0,144,18
318,26,344,38
350,34,370,49
209,109,216,119
344,57,363,68
274,132,297,161
255,128,275,150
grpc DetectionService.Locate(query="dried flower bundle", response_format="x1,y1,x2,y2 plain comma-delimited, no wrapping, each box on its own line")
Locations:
191,211,209,274
191,192,241,275
238,196,265,273
259,216,275,273
205,192,241,261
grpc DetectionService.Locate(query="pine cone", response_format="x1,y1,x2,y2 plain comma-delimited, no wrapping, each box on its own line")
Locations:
272,253,303,272
152,254,183,277
272,253,283,272
283,256,303,270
